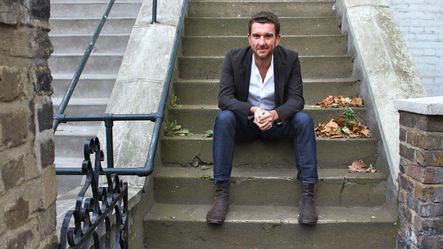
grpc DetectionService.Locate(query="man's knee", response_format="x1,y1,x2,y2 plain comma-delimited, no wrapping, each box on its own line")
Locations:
215,110,237,127
291,112,314,128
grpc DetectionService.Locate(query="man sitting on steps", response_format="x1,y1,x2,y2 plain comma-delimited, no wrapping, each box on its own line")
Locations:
206,11,319,226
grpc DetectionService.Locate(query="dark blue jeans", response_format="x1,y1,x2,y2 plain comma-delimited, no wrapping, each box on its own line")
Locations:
212,110,318,184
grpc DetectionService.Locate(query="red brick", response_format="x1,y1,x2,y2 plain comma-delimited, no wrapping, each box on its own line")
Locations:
404,163,443,184
404,190,443,217
406,130,443,150
417,234,443,249
400,111,443,132
400,142,416,162
399,173,416,193
413,215,443,234
417,149,443,167
415,182,443,202
400,127,407,142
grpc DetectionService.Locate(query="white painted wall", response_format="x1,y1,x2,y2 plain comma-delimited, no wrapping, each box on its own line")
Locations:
389,0,443,96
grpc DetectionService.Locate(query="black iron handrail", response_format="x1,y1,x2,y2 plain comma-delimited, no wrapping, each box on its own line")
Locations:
52,0,160,131
53,0,189,177
52,0,116,131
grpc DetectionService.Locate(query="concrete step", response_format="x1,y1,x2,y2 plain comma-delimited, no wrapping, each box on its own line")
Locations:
161,135,378,169
55,125,99,158
50,18,136,35
167,105,366,133
54,157,84,195
184,17,341,36
52,97,108,116
188,0,336,17
154,167,386,207
48,53,124,74
182,35,347,56
145,204,397,249
52,74,116,99
173,78,360,105
50,34,130,54
51,0,141,2
51,2,141,18
178,55,353,79
55,156,84,168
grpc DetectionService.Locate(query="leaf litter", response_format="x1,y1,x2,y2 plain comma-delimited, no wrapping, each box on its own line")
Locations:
315,108,372,139
315,96,364,108
348,159,377,173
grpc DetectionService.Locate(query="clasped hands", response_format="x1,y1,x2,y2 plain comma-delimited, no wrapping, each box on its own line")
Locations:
250,107,279,131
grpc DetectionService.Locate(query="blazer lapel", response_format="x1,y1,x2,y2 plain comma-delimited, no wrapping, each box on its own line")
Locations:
239,48,253,101
274,47,286,106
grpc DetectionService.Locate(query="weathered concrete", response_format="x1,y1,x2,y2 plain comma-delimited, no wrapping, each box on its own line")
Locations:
185,17,341,36
168,105,367,133
182,35,348,56
147,0,395,247
154,167,386,207
178,55,353,79
96,0,184,187
161,136,378,168
174,78,360,105
395,96,443,116
336,0,426,188
145,204,397,249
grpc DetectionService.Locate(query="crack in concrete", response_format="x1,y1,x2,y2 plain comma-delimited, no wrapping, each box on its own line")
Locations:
339,177,347,203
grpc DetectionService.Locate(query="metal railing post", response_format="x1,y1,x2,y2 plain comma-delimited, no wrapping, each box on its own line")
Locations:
104,114,114,168
152,0,157,23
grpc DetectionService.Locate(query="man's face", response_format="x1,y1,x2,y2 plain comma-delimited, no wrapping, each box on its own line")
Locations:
248,22,281,61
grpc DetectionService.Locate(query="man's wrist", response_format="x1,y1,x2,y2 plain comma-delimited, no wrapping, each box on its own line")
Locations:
250,106,259,114
270,110,279,121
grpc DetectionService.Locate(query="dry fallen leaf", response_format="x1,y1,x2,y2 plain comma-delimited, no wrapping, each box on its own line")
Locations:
316,96,364,108
348,160,377,173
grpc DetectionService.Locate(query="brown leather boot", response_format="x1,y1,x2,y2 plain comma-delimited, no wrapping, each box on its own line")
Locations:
298,183,318,225
206,181,230,225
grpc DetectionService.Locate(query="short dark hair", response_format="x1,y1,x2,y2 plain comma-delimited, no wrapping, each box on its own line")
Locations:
248,11,280,35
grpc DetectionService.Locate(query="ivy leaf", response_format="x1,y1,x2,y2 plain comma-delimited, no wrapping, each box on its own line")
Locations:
204,129,214,138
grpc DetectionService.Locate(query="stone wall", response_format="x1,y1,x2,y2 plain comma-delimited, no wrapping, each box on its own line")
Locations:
0,0,57,248
389,0,443,96
396,97,443,248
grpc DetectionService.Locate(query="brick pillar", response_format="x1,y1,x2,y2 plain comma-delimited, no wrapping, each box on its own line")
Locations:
396,97,443,249
0,0,57,248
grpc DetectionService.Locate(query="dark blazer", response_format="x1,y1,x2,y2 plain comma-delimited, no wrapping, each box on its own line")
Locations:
218,45,305,123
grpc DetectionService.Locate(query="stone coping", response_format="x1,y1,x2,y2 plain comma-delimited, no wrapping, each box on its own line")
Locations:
395,96,443,115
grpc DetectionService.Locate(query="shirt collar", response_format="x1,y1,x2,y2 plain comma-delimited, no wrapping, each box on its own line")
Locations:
252,55,274,84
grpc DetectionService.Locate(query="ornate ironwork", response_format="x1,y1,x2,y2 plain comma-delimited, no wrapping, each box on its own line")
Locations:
57,137,129,249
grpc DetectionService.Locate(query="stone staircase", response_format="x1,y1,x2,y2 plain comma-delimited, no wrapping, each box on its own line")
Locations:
144,0,397,248
49,0,142,194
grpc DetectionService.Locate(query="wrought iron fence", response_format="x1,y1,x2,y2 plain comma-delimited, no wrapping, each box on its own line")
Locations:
52,0,189,247
57,138,129,249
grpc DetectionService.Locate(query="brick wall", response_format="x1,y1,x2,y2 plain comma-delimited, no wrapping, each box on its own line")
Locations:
0,0,57,248
396,97,443,248
389,0,443,96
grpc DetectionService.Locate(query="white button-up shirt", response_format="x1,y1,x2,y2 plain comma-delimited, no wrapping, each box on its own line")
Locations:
247,55,276,111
